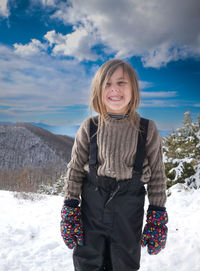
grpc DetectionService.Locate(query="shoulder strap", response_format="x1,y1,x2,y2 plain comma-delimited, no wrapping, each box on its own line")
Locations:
133,117,149,174
89,118,98,166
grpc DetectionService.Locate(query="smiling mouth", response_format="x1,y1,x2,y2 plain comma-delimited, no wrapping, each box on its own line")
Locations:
108,97,122,101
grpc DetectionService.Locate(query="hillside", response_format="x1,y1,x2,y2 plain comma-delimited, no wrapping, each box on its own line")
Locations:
0,122,74,192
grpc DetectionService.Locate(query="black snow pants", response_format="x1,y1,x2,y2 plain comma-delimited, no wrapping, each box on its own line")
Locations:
73,117,149,271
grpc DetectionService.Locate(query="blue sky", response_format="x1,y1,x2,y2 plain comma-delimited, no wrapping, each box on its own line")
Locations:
0,0,200,136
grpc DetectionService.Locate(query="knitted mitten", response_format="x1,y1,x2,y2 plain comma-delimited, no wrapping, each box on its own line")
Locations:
141,205,168,255
60,199,84,249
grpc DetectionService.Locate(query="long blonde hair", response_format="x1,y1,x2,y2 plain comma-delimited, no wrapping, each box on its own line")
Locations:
89,59,140,125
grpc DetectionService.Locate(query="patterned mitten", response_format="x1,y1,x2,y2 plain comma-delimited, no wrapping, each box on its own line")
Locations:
60,199,84,249
141,205,168,255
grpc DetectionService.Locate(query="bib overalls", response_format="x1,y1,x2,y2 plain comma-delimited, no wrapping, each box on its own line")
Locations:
73,117,149,271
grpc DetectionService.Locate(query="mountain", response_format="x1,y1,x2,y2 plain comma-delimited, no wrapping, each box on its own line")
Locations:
28,122,80,138
0,122,74,192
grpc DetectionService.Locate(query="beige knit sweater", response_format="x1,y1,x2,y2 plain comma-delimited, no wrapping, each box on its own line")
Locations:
63,112,167,207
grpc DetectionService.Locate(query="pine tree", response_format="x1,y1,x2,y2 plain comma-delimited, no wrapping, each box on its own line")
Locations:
163,111,200,189
38,173,66,195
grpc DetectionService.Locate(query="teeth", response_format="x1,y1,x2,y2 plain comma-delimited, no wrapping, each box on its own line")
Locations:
109,97,121,100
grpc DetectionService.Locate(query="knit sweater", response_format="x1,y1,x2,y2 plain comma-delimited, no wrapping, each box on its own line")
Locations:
63,112,167,207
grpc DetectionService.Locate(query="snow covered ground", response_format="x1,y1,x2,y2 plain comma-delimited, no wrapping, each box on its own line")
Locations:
0,184,200,271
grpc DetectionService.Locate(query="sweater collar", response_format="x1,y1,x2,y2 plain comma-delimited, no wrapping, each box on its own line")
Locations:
108,113,129,120
100,111,140,126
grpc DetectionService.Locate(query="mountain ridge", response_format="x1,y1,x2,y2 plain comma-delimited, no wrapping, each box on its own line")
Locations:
0,122,74,192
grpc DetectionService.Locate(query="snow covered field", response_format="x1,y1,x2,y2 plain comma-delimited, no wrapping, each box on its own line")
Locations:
0,184,200,271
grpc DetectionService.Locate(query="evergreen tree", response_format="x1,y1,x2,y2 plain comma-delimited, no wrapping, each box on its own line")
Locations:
163,111,200,189
38,173,65,196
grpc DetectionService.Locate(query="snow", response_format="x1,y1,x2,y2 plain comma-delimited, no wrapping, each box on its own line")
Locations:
0,192,74,271
167,157,193,164
186,164,200,189
196,130,200,140
175,147,182,153
0,186,200,271
141,184,200,271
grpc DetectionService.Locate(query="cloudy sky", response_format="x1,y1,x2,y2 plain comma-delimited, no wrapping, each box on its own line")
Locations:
0,0,200,135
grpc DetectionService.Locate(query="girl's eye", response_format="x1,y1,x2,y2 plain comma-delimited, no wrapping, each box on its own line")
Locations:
106,82,111,87
118,81,126,85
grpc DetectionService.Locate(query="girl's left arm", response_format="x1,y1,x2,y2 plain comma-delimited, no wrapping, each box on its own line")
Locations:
145,120,167,208
142,120,168,255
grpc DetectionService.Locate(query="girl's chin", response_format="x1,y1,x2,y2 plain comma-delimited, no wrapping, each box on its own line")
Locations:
106,106,128,114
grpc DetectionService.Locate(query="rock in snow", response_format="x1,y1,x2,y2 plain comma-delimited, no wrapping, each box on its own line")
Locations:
0,185,200,271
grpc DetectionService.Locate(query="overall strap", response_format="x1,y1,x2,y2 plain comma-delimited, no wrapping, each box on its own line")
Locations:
133,117,149,175
89,118,98,168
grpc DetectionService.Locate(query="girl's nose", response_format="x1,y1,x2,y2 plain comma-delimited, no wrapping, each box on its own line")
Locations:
110,83,120,92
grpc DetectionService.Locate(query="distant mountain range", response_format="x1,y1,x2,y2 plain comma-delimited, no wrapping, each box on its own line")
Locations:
0,121,172,138
0,122,74,192
0,121,80,138
28,122,81,138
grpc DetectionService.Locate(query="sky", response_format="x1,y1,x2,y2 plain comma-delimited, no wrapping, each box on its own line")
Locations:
0,0,200,136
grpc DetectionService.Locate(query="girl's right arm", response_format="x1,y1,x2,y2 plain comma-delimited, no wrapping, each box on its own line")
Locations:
63,118,91,202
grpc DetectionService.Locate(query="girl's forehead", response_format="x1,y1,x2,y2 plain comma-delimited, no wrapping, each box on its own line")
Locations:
108,67,129,80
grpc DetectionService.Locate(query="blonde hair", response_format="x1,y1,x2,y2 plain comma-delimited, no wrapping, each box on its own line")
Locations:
89,59,140,125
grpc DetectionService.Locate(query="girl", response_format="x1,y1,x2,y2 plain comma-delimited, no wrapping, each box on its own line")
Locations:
60,59,168,271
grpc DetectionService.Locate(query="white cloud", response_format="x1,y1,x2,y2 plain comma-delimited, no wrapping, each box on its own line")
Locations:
141,43,197,68
0,45,93,121
44,28,99,61
44,30,63,46
14,39,47,56
49,0,200,67
141,91,178,98
139,80,153,89
40,0,55,6
140,100,177,107
31,0,56,7
14,0,200,65
0,0,9,17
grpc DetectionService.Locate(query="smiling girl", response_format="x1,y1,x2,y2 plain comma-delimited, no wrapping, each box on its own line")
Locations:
60,59,168,271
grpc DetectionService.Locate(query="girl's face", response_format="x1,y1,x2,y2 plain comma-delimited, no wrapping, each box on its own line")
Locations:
102,66,132,114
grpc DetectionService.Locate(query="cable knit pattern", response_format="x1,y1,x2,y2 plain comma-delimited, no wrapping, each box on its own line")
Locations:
63,112,167,207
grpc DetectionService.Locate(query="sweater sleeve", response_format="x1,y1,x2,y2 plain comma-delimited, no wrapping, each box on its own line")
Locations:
146,120,167,207
63,117,90,201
